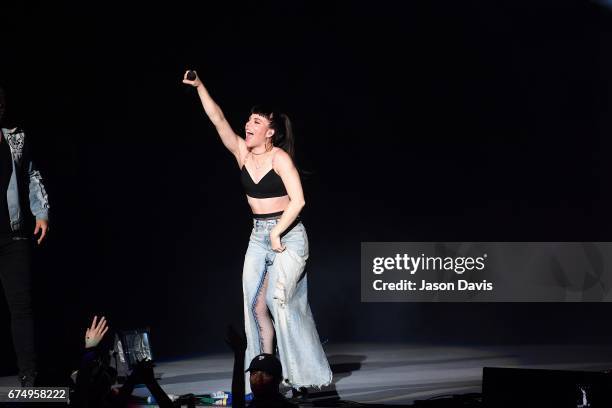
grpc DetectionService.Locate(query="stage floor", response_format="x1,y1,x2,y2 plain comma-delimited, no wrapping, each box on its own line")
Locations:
1,343,612,406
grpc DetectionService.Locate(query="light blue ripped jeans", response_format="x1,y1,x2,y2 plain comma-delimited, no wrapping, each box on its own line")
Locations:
242,218,333,392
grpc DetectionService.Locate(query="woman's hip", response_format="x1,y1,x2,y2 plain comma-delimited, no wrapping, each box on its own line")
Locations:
250,221,307,256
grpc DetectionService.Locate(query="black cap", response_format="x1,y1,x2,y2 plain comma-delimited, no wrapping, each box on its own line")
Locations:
245,353,282,378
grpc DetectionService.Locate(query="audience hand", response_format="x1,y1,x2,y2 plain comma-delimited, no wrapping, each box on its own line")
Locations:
84,315,109,349
224,325,247,354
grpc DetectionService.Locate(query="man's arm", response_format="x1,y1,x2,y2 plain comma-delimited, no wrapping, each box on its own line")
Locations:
24,135,49,243
125,360,174,408
225,325,247,408
232,348,246,408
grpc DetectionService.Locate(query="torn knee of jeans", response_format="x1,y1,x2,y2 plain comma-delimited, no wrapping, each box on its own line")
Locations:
273,281,286,306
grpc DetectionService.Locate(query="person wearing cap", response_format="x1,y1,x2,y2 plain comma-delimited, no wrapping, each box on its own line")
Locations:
0,85,50,387
226,326,297,408
245,353,297,408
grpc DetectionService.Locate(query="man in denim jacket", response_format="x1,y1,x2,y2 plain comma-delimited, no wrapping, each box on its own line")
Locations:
0,86,50,386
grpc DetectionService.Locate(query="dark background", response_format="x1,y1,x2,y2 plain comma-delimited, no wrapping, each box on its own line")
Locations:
1,0,612,376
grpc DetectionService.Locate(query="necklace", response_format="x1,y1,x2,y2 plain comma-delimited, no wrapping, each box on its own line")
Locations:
250,146,272,169
253,153,268,169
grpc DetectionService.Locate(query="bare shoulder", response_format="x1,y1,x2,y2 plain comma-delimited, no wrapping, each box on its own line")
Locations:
272,148,293,170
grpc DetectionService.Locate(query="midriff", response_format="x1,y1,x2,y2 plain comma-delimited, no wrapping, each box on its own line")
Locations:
246,194,290,216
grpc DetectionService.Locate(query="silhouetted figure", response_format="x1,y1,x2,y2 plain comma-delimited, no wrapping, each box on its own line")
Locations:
0,85,50,387
226,325,297,408
71,316,173,408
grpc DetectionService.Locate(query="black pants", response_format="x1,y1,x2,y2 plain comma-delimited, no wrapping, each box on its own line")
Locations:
0,232,36,376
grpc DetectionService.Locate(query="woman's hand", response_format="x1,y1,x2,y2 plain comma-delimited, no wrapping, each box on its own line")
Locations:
85,315,109,349
182,70,202,88
270,230,286,253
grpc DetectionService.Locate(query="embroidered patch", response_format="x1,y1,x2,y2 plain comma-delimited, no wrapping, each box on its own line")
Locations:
5,131,25,160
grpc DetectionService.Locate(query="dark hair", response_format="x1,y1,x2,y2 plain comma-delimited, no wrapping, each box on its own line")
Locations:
250,105,295,158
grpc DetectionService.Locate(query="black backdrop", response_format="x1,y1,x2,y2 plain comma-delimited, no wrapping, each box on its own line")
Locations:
1,0,612,376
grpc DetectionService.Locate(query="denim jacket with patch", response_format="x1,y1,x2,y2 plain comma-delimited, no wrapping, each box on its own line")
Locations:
1,127,50,231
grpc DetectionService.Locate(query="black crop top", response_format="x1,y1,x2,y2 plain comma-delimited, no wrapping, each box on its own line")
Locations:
241,165,288,199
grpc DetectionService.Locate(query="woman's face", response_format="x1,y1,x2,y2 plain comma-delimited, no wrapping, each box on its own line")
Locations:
245,114,274,148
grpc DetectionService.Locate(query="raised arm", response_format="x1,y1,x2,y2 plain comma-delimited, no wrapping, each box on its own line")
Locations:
183,70,247,166
224,325,247,408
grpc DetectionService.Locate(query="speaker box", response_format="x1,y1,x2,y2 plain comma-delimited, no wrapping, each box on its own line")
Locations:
482,367,612,408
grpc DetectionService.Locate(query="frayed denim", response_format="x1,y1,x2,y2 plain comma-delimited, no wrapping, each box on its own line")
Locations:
242,218,332,392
